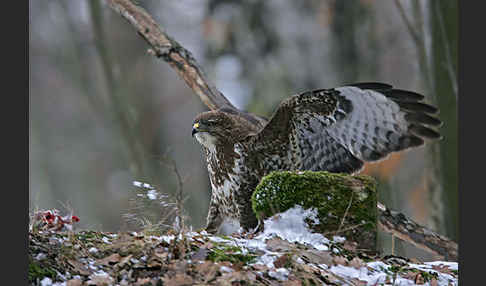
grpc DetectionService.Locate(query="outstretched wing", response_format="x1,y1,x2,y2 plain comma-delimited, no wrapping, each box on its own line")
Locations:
244,83,442,174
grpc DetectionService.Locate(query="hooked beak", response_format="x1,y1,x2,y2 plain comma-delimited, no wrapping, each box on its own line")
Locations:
192,122,200,137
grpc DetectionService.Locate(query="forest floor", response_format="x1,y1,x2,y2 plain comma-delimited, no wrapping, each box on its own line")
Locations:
28,207,458,286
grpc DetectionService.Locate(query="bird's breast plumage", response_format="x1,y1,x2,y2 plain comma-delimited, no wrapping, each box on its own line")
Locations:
205,143,253,218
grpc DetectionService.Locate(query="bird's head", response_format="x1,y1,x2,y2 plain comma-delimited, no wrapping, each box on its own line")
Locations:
192,109,262,151
191,110,236,151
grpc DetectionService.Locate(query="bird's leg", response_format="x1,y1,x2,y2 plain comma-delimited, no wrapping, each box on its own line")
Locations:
236,190,259,233
248,218,264,235
205,199,223,234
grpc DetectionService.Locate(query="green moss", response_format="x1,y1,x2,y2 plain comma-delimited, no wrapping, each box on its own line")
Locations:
207,244,257,265
388,265,439,282
252,171,377,249
28,260,57,283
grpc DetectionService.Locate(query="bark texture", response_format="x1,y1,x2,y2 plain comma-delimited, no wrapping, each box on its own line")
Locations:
377,202,457,261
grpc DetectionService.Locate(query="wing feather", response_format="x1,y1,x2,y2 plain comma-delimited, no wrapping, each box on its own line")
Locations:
244,83,441,174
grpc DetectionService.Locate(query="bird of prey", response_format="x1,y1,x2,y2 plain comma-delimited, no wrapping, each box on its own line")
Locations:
191,83,442,233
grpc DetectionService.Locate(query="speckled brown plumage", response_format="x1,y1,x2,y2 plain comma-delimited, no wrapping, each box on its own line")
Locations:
191,83,442,233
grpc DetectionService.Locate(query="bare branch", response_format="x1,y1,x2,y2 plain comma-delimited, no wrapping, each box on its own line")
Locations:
105,0,236,111
325,222,366,235
377,202,458,261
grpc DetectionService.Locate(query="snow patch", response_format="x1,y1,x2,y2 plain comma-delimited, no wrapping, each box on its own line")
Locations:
220,266,234,273
424,261,458,271
147,189,158,200
332,235,346,243
268,268,289,281
256,205,329,251
35,252,47,261
88,247,98,253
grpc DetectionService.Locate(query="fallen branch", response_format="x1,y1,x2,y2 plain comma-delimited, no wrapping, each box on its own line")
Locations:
377,202,458,261
105,0,235,111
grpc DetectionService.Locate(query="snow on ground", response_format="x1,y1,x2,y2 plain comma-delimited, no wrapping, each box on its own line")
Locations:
203,205,458,285
31,205,458,285
329,260,458,286
224,205,331,268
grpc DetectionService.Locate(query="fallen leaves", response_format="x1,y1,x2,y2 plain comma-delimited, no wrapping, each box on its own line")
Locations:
162,273,194,286
67,259,91,276
273,254,290,268
96,253,121,266
29,229,458,285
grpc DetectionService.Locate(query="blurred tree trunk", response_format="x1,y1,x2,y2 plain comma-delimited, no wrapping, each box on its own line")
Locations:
392,0,451,242
331,1,365,83
429,0,458,241
90,1,148,179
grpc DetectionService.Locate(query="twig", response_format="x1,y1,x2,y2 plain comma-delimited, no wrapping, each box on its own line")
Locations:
325,222,366,235
337,192,354,233
105,0,236,111
159,154,189,235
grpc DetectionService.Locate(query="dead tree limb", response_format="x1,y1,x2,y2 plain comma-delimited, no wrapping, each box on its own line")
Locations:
377,202,458,261
105,0,235,111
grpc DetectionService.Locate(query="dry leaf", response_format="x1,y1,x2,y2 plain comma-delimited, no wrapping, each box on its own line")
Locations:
301,250,333,266
282,279,302,286
135,277,153,286
195,261,219,282
251,264,268,272
348,257,364,269
414,273,425,284
274,254,290,268
147,257,162,268
191,247,209,261
332,256,348,266
66,279,83,286
96,253,121,266
162,273,194,286
266,238,294,252
67,259,91,276
117,254,133,268
343,240,358,252
350,278,368,286
87,274,114,286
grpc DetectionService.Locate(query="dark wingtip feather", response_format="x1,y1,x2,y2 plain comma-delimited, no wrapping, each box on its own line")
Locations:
332,158,364,174
360,145,387,161
348,82,393,90
397,101,439,114
398,135,425,149
382,89,425,101
409,124,442,140
405,112,443,127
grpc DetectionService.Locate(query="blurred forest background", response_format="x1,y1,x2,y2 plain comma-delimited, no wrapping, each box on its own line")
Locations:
29,0,457,257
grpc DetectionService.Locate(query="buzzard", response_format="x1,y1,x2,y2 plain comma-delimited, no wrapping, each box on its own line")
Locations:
191,83,442,233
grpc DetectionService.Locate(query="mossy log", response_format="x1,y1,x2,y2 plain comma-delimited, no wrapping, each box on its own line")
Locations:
252,171,378,251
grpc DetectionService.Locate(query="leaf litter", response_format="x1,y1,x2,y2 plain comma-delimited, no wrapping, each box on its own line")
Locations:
29,206,458,285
